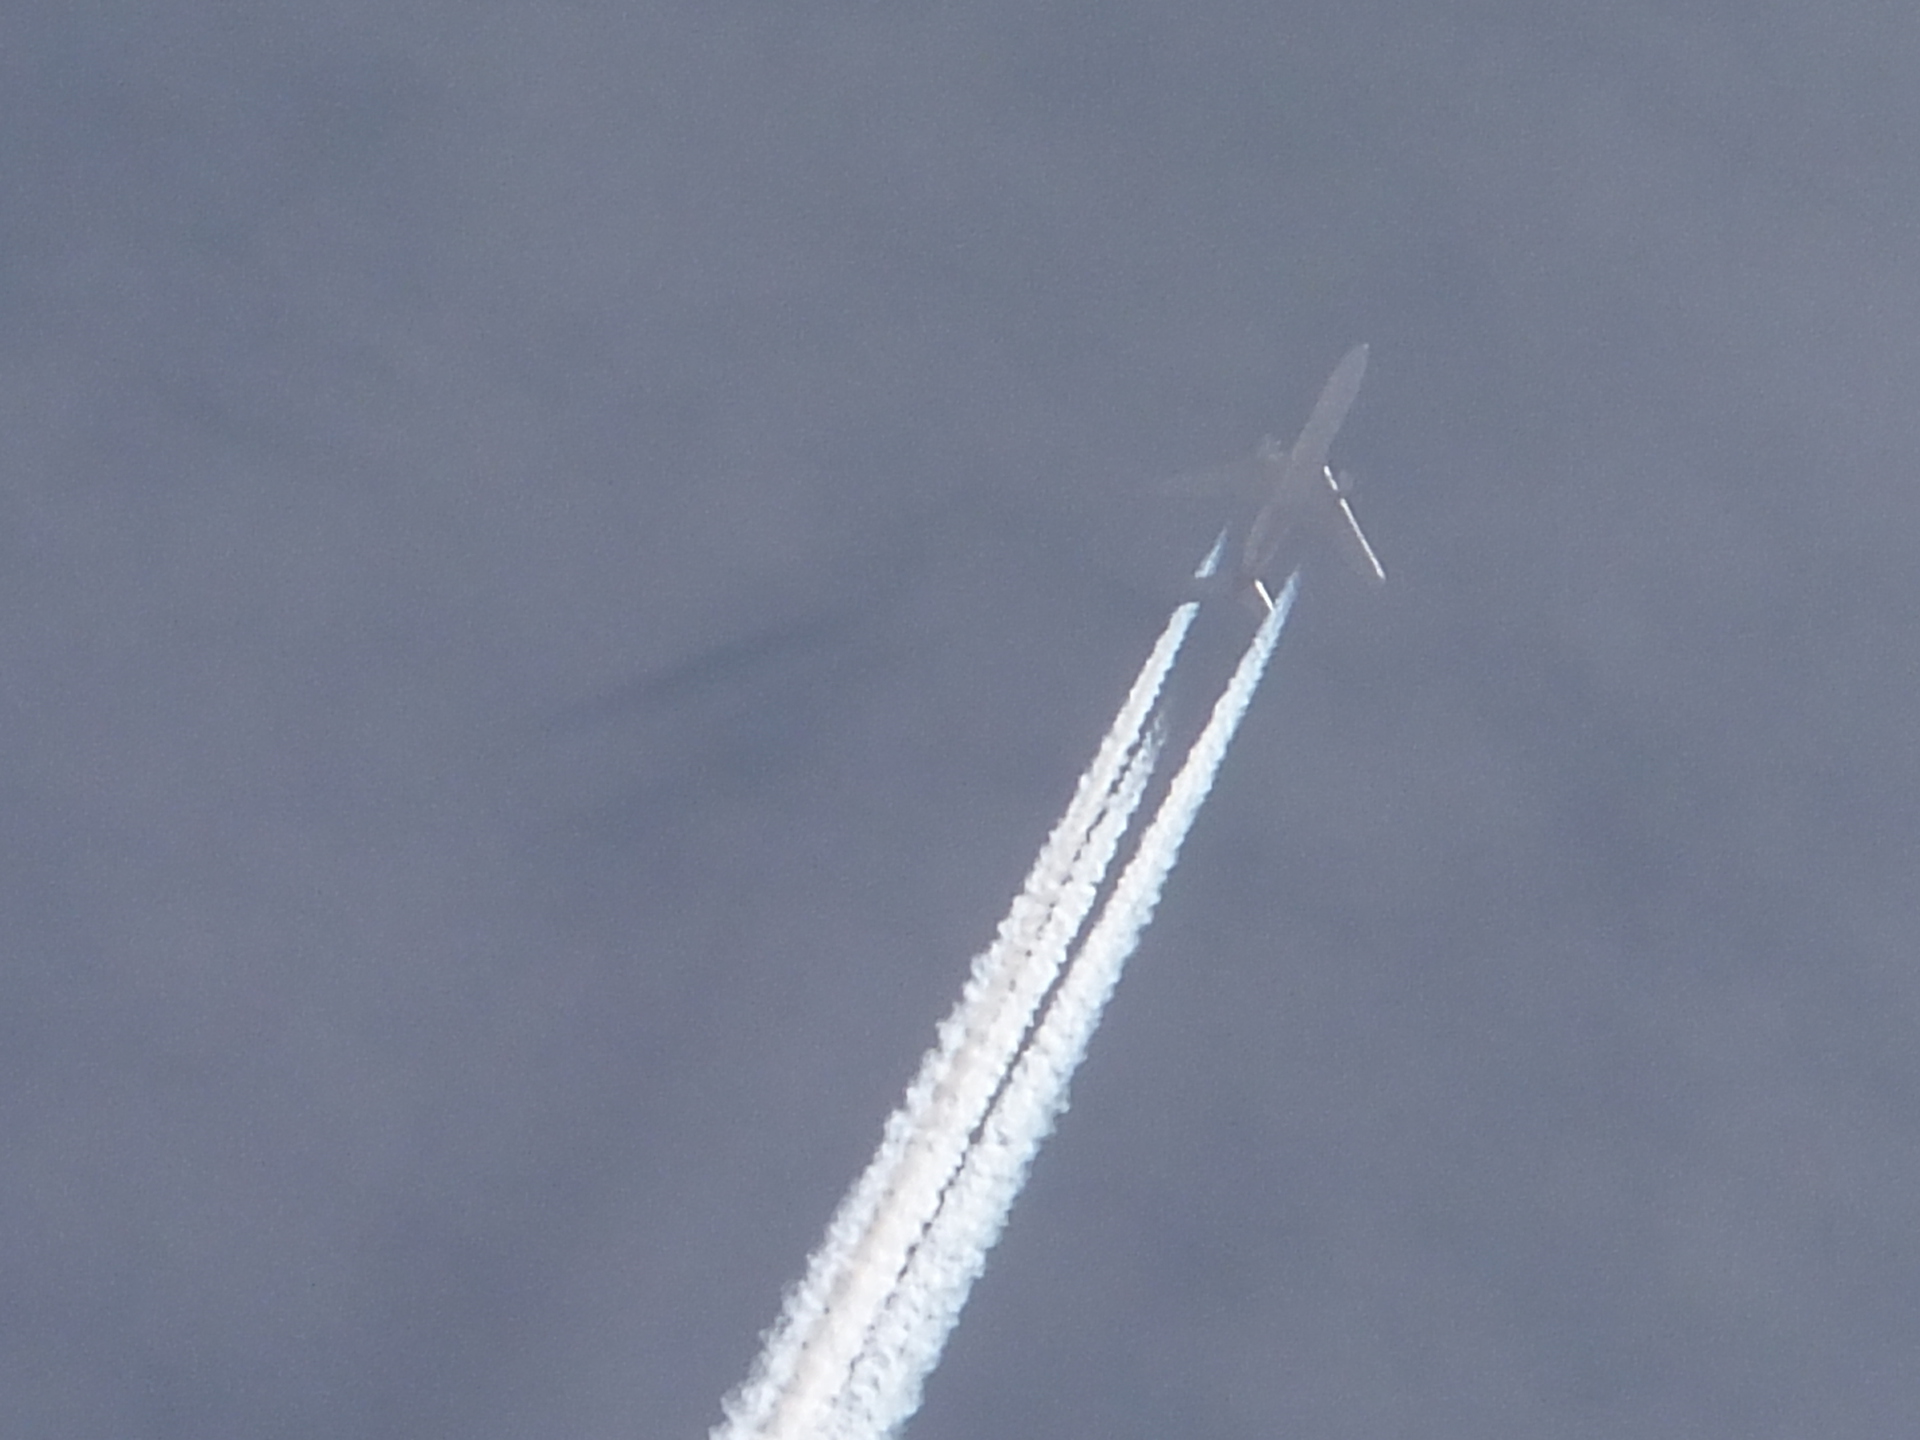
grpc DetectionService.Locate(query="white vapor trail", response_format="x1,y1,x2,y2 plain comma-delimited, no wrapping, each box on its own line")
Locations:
711,600,1199,1440
824,573,1299,1439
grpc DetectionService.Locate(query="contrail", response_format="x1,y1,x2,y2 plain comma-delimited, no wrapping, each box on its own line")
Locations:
711,597,1200,1440
824,573,1299,1439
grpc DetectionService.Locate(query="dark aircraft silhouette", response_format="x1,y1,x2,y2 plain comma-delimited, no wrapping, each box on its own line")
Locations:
1169,344,1384,613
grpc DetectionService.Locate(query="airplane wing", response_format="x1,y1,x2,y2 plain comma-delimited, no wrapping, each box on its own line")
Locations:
1331,489,1387,584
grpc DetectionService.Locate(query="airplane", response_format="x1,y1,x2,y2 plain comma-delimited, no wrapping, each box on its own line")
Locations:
1169,343,1385,613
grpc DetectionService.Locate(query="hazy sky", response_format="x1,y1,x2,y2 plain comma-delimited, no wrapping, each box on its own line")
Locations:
4,4,1918,1437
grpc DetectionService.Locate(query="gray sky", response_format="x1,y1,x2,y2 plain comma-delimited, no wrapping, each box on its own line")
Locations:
4,3,1918,1437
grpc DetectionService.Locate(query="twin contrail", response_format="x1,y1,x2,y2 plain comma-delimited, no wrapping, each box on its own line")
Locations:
712,565,1298,1440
